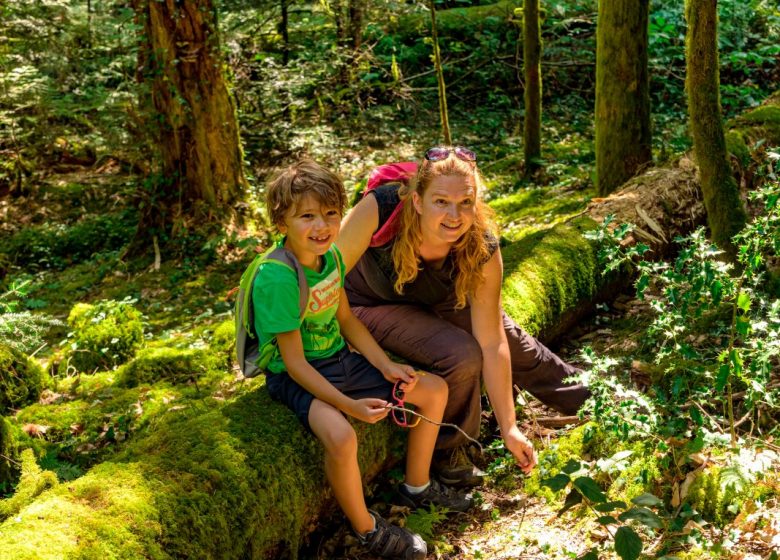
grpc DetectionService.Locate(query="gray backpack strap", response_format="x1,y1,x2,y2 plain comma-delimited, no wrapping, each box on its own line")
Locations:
266,247,309,319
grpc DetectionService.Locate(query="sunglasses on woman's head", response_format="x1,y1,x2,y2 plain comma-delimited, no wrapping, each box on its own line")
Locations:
424,146,477,163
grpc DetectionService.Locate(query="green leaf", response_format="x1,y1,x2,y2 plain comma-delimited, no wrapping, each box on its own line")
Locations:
594,500,627,512
573,477,607,503
618,507,663,529
614,526,643,560
737,292,751,312
630,493,663,507
561,458,582,474
578,551,599,560
542,473,570,492
716,363,731,392
558,488,583,516
710,280,723,305
735,315,751,336
597,515,618,525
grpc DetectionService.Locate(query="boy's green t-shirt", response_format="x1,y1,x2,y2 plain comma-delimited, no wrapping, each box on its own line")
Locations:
251,242,346,374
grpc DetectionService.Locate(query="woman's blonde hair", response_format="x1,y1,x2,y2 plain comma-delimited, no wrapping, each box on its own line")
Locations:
392,151,496,309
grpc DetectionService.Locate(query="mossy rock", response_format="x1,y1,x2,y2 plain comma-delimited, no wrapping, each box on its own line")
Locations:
63,300,144,374
0,449,58,521
729,101,780,146
1,416,16,488
0,344,48,415
0,386,402,558
501,217,600,338
724,130,751,168
115,346,221,388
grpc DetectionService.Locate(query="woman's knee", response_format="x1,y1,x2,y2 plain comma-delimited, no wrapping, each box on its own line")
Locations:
439,338,482,384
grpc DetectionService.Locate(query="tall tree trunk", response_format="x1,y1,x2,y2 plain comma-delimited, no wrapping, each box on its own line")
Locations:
348,0,364,50
132,0,246,237
280,0,290,66
523,0,542,178
595,0,652,196
685,0,746,258
430,0,451,145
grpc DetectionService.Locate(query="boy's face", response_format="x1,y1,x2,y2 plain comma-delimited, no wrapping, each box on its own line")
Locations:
279,193,342,269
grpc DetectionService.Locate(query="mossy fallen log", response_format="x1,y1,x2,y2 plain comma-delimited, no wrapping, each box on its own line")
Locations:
1,93,778,558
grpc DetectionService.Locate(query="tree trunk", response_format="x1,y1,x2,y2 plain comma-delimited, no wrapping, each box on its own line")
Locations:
523,0,542,178
280,0,290,66
132,0,246,237
430,0,451,145
595,0,652,196
685,0,746,258
348,0,364,50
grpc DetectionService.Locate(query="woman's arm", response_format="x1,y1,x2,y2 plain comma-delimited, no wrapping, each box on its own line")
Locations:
470,251,538,473
337,194,379,272
276,329,389,423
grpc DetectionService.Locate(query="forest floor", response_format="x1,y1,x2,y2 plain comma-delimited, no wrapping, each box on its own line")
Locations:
303,291,780,560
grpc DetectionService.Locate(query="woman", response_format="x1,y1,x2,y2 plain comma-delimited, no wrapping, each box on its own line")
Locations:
337,146,589,482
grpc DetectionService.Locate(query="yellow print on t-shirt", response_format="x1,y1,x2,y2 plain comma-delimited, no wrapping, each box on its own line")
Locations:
308,269,340,315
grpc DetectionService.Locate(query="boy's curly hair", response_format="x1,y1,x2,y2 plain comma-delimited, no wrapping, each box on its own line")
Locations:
266,159,347,230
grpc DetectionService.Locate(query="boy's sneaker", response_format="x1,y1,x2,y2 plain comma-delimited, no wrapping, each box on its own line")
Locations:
432,445,485,488
356,510,427,560
397,478,474,513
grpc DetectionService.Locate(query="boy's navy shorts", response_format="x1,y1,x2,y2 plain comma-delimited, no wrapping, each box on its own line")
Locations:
265,346,394,432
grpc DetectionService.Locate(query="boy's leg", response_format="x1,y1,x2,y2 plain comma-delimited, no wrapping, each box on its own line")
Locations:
402,374,447,486
309,398,374,534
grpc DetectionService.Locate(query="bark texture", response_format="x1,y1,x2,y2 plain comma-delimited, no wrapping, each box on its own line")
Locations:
685,0,746,258
523,0,542,177
134,0,246,230
595,0,652,196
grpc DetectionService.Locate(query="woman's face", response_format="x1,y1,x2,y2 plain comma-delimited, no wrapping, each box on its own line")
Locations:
413,174,476,246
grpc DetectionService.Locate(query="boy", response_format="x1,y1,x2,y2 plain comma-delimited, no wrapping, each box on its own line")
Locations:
254,160,472,560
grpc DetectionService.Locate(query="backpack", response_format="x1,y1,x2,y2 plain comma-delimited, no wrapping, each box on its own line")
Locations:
235,244,343,377
364,161,418,247
235,245,308,378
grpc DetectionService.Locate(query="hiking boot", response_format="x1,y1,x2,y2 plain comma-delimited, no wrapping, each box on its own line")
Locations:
432,445,485,488
397,478,474,513
356,510,427,560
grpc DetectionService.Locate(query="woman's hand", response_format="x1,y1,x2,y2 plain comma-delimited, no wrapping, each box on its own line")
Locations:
504,425,537,474
347,398,390,424
381,362,418,391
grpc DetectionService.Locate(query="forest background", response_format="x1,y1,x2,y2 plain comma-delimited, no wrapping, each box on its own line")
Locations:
1,0,780,559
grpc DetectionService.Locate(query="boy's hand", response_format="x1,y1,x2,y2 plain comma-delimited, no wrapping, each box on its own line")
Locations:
348,398,390,424
504,425,537,475
381,362,418,391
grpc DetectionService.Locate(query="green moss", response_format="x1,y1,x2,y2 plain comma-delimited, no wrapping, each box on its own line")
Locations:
211,319,236,368
525,423,596,503
0,211,137,270
739,105,780,125
1,416,15,487
115,346,222,388
0,461,164,559
489,187,589,242
63,300,144,374
1,384,402,559
724,130,750,168
0,449,58,521
501,218,599,337
0,344,48,414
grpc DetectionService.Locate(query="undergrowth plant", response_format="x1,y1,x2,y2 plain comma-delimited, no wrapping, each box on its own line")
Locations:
0,279,61,354
546,160,780,558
